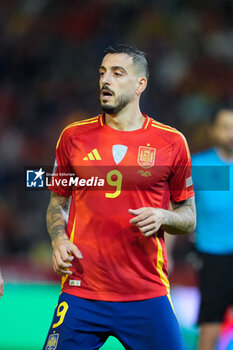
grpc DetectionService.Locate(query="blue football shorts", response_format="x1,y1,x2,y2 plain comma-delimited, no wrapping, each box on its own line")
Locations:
43,292,184,350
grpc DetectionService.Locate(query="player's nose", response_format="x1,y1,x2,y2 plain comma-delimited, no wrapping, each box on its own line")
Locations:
101,71,112,85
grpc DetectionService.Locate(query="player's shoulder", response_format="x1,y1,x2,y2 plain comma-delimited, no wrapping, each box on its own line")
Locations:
57,115,101,144
150,118,185,144
62,115,101,135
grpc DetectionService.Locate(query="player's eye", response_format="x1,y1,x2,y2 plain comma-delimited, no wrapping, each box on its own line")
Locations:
99,71,104,77
114,71,122,77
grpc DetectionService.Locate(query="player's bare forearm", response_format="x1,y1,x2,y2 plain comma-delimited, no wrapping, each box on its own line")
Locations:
129,197,196,237
47,192,83,276
162,197,196,235
46,191,69,242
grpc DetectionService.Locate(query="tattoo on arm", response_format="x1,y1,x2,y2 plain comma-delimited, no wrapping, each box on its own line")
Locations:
46,192,70,241
161,197,196,235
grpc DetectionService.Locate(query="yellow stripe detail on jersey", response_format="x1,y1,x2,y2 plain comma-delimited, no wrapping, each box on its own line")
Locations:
151,123,190,159
61,216,76,290
144,117,150,129
156,237,170,293
72,118,99,126
92,148,101,160
61,273,68,290
62,116,99,130
56,117,99,149
151,123,180,134
70,216,76,243
87,152,95,160
100,115,104,126
152,120,176,129
68,116,99,126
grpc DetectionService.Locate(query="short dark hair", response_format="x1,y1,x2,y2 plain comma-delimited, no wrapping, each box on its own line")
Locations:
103,44,149,80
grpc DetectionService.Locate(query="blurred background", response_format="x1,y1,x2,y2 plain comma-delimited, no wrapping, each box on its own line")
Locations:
0,0,232,349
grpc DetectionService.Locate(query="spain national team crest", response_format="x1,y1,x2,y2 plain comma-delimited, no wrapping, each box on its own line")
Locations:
45,333,59,350
137,146,156,168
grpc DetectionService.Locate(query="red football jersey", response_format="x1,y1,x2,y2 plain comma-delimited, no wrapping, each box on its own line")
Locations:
49,114,194,301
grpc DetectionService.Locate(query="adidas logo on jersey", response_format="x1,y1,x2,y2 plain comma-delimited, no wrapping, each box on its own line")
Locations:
83,148,101,161
69,280,81,286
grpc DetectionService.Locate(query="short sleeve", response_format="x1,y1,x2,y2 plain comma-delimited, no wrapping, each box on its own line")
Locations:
49,129,73,197
169,134,194,202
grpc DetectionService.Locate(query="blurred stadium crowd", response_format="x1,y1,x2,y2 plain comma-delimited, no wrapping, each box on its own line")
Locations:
0,0,232,279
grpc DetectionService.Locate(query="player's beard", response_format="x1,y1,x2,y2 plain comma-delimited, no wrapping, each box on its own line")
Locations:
101,94,131,114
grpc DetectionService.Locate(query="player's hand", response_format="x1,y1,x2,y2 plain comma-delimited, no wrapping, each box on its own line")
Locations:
0,272,4,298
52,233,83,276
129,207,165,237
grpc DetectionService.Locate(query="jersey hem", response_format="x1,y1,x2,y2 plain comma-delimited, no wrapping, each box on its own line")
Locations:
61,287,169,301
172,192,194,203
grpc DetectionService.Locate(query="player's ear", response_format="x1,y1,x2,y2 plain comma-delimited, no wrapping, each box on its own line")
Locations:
136,77,147,95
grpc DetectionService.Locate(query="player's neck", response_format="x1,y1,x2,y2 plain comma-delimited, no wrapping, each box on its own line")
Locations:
105,104,145,131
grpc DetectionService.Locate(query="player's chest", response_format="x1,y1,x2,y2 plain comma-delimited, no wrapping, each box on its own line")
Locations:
69,132,173,185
